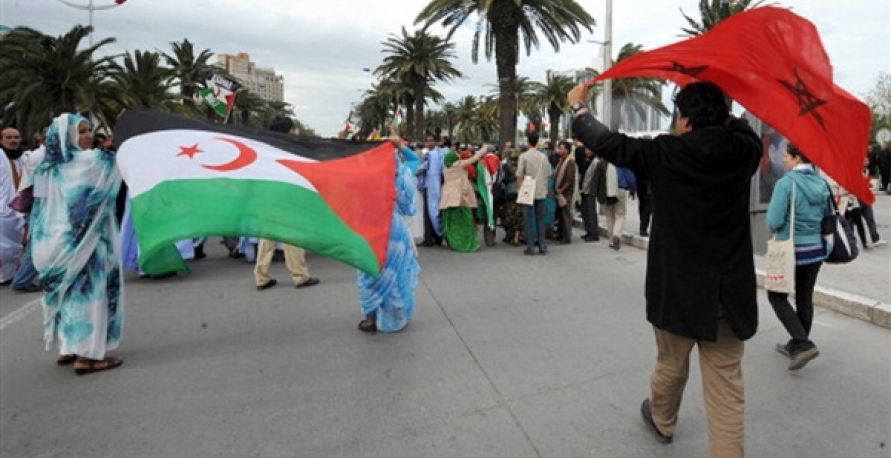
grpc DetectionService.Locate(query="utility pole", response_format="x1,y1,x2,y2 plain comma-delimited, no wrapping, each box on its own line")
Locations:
602,0,614,130
56,0,123,47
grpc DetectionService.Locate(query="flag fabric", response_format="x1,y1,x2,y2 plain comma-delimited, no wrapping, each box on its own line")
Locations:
589,6,874,204
475,154,501,229
199,74,242,118
113,110,396,276
394,106,405,126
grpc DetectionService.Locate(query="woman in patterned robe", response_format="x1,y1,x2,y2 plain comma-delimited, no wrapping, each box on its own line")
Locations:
29,114,124,375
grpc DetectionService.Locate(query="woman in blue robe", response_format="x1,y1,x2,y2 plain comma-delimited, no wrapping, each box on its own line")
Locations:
356,140,421,333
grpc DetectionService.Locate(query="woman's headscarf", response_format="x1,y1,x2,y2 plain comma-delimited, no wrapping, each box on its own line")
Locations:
43,113,90,165
443,150,459,168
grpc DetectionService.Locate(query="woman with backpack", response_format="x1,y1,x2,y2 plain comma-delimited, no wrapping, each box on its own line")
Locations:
766,144,833,371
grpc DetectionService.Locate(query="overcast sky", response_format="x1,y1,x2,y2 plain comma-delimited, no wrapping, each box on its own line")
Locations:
1,0,888,136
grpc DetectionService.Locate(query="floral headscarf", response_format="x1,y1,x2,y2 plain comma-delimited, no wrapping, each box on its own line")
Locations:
43,113,90,165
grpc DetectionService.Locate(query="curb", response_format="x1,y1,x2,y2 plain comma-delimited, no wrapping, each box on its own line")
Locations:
573,217,891,330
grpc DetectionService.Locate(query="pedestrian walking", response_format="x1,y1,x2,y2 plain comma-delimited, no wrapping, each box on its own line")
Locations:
570,81,762,458
766,145,833,370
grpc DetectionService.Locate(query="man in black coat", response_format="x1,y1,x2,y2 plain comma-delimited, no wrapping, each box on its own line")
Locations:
569,81,761,458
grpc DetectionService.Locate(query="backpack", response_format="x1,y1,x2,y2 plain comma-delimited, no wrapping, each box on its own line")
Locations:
617,167,637,192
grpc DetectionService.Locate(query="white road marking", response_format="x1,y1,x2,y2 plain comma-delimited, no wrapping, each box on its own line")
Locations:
0,298,41,331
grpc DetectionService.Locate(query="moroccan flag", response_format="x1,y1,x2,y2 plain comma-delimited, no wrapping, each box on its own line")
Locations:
113,110,396,275
588,6,874,204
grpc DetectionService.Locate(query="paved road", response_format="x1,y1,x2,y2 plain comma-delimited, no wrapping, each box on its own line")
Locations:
1,234,889,457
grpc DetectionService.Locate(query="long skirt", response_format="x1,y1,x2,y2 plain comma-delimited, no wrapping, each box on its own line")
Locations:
357,213,419,332
441,207,479,252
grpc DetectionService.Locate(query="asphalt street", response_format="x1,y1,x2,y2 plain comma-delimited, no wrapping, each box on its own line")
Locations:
1,232,889,457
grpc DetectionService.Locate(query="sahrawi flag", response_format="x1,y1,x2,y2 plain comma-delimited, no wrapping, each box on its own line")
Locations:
199,74,241,118
114,110,396,275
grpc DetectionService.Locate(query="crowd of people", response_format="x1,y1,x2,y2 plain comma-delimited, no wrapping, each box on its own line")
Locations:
1,80,887,457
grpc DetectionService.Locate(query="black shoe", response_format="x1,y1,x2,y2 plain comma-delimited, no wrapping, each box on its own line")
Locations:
538,247,548,255
523,248,536,256
789,345,819,371
610,237,621,251
582,235,599,242
296,277,320,288
639,230,649,237
358,316,377,333
640,399,673,444
257,278,278,290
775,342,792,359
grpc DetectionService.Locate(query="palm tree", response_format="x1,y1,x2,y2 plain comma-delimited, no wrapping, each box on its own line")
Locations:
452,95,479,144
376,27,462,141
164,38,215,108
231,90,267,126
475,96,500,143
489,76,543,139
680,0,769,36
417,0,595,145
0,25,116,137
534,73,576,141
606,43,670,131
109,50,179,111
441,101,459,138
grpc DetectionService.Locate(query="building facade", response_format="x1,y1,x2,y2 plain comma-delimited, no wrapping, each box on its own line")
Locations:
217,52,284,103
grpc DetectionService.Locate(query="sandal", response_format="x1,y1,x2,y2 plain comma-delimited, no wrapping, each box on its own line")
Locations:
74,357,124,375
357,316,377,333
56,354,77,366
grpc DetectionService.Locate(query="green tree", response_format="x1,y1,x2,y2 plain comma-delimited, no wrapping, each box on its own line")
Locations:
417,0,595,145
680,0,769,36
867,72,891,147
164,38,215,108
607,43,669,131
376,27,462,141
534,73,576,141
0,25,116,137
109,50,179,111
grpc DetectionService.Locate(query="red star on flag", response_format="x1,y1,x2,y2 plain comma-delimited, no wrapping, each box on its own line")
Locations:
177,143,203,159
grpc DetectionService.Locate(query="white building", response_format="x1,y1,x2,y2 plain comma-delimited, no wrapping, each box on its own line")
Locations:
216,53,284,103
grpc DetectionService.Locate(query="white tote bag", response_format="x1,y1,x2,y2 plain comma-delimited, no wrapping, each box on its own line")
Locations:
516,155,544,206
765,185,796,294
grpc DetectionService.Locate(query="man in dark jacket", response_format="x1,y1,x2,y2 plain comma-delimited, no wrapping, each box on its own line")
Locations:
569,81,761,458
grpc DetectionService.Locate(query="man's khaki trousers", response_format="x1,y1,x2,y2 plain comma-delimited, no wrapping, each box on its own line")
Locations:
253,239,310,286
650,320,745,458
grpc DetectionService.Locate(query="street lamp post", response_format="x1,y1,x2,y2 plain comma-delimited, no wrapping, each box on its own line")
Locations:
601,0,613,130
55,0,123,47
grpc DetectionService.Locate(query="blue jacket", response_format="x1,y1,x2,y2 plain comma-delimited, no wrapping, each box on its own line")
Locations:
766,167,831,245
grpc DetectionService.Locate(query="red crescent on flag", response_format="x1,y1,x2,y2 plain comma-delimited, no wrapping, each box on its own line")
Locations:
200,137,257,171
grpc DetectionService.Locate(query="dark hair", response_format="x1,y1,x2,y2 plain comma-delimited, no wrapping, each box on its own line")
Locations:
93,133,107,149
527,131,539,147
269,116,294,133
673,82,730,129
442,137,452,148
559,141,572,152
787,144,812,163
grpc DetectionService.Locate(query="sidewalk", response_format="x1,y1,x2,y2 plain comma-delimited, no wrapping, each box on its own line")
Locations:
577,192,891,329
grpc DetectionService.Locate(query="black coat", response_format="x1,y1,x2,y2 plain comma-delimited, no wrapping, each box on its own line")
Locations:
573,113,762,341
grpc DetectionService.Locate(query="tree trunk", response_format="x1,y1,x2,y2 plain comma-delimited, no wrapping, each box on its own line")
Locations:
492,4,520,146
404,99,414,139
549,105,562,144
414,77,425,142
